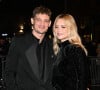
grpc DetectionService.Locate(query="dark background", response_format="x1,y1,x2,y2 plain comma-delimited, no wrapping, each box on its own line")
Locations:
0,1,100,89
0,0,100,42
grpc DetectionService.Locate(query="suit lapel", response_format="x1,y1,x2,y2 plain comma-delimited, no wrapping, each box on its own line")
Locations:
25,43,40,79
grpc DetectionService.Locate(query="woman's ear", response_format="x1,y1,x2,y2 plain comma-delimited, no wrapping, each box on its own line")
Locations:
31,18,34,25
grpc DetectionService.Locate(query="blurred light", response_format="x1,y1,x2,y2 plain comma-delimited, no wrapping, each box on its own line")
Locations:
19,29,24,33
1,33,8,36
20,25,24,30
18,24,24,34
90,33,92,41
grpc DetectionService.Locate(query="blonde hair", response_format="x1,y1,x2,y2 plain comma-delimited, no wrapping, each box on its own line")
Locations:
53,14,87,55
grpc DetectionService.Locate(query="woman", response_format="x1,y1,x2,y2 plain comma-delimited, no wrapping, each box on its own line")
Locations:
52,14,89,90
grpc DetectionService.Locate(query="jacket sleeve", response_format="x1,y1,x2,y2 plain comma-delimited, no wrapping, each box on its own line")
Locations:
4,37,19,89
73,47,89,90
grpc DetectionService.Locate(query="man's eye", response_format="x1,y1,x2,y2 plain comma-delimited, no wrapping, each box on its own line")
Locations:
44,20,49,23
55,27,58,28
35,18,41,21
62,27,66,28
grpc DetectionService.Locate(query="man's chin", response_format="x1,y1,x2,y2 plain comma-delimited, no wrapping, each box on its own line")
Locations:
34,29,47,34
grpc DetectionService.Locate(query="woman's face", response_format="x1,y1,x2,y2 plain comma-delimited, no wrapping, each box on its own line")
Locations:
54,18,70,42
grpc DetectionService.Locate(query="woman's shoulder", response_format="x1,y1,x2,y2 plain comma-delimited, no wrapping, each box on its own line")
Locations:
61,41,81,50
64,43,80,51
63,43,86,56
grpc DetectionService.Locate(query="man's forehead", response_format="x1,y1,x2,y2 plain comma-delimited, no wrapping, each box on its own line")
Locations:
34,14,50,20
35,13,49,17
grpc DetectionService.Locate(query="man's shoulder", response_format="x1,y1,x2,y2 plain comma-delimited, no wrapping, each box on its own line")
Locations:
10,33,31,46
13,32,31,40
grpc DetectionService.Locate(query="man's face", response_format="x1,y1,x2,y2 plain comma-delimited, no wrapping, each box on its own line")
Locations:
31,13,51,34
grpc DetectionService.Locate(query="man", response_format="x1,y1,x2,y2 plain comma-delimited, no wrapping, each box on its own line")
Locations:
4,6,55,90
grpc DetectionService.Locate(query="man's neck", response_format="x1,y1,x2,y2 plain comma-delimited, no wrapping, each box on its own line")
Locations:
32,30,45,43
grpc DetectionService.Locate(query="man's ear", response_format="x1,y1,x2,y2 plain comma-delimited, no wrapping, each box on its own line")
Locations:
49,20,51,27
31,18,34,25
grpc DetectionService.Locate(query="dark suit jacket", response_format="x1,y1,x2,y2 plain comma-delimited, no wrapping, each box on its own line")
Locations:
4,32,55,90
